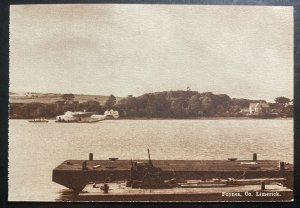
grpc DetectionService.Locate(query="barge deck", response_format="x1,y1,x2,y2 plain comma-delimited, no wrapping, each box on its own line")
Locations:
52,155,293,192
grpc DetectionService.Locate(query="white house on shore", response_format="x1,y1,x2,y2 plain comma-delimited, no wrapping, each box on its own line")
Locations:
249,102,270,115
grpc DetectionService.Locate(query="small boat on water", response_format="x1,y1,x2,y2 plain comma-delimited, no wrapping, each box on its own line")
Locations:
28,118,49,123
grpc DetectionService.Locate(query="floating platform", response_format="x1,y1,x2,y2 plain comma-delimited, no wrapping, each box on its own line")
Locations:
77,182,293,202
52,155,293,192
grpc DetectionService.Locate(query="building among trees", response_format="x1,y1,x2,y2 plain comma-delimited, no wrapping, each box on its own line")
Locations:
249,102,270,115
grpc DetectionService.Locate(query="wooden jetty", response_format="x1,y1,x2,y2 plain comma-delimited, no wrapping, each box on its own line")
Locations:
52,153,293,192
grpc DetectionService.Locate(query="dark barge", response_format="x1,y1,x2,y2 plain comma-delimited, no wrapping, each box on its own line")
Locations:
52,152,293,194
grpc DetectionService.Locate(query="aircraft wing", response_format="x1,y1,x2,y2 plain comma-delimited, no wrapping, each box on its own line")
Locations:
72,112,94,117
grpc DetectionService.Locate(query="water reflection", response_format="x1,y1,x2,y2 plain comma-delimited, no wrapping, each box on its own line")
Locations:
56,189,80,201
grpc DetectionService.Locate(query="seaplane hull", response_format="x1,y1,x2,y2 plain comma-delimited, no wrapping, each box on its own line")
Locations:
56,111,106,123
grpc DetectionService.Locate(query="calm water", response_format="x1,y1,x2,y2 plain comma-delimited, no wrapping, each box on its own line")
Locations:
8,119,293,201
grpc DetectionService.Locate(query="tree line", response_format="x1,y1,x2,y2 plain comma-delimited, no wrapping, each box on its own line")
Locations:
9,91,293,119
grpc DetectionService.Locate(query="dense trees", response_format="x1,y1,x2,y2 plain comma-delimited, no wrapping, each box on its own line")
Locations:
9,91,293,119
105,94,117,109
273,96,293,117
114,91,274,118
62,94,75,104
275,97,290,106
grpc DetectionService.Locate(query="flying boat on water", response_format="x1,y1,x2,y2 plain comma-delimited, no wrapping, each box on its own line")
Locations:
55,110,119,123
104,109,119,119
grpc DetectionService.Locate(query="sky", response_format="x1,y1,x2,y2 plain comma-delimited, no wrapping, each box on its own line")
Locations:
10,4,293,102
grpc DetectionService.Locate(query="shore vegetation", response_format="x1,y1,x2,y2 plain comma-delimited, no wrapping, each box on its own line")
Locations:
9,91,293,119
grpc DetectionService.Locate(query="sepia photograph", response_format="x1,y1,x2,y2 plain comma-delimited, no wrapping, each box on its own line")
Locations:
8,4,294,202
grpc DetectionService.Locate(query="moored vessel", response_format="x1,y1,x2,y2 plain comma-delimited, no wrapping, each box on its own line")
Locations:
55,111,106,123
52,150,293,201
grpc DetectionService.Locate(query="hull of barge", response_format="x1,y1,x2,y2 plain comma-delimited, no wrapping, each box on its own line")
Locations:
52,159,293,191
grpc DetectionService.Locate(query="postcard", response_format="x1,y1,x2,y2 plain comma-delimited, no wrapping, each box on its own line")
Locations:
9,4,293,202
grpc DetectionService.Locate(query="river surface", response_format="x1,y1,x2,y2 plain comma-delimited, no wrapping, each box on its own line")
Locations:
8,119,293,201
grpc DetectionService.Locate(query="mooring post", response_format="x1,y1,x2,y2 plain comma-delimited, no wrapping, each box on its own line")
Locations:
82,161,87,170
89,153,93,161
280,161,285,170
261,181,265,190
253,153,257,161
103,183,109,193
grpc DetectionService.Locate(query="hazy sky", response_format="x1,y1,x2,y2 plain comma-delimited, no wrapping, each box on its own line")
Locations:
10,4,293,101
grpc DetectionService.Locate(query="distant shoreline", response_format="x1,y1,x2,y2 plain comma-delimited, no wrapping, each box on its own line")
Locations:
9,91,293,120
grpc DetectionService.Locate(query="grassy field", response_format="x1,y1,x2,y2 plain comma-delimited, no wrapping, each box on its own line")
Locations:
9,92,123,104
